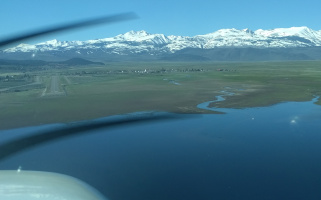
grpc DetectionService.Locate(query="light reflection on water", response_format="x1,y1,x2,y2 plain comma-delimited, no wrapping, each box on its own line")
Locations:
1,97,321,200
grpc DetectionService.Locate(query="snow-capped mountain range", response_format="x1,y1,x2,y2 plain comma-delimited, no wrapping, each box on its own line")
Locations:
2,26,321,61
4,26,321,53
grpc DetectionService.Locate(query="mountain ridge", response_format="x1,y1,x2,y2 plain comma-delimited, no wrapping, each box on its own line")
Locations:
1,27,321,62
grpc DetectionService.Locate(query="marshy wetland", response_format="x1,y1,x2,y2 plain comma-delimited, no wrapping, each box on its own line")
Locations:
1,61,320,130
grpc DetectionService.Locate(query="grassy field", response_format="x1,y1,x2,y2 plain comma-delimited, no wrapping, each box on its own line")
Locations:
0,61,320,130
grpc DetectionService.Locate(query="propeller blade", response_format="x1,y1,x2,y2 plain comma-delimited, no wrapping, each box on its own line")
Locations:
0,112,190,161
0,12,138,47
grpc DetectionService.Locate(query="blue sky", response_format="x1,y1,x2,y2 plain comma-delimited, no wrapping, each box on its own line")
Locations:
1,0,321,43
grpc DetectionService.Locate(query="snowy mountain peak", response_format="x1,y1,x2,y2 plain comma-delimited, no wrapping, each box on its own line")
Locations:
116,30,150,39
125,30,150,36
112,30,170,45
201,28,254,38
242,28,254,34
255,26,312,37
38,39,61,46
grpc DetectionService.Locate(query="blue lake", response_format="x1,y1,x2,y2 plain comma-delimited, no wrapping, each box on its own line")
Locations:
1,97,321,200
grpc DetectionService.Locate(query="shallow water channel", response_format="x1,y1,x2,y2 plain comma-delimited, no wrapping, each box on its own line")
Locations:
1,96,321,200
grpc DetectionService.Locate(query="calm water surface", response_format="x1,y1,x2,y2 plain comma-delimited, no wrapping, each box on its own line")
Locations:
1,97,321,200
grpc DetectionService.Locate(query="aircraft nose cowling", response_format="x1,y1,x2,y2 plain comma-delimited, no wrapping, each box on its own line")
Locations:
0,170,108,200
